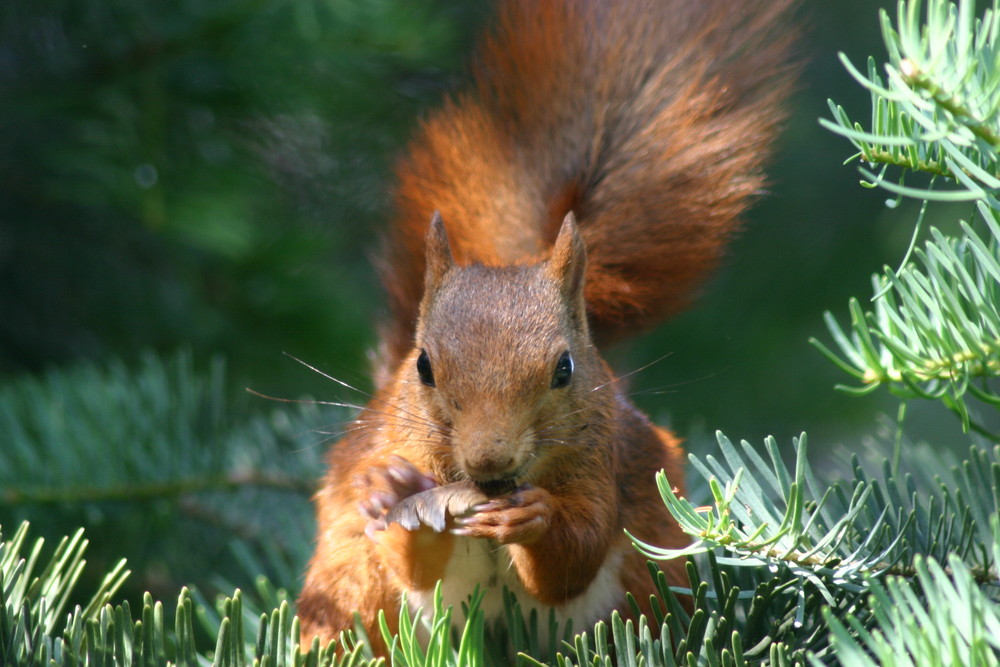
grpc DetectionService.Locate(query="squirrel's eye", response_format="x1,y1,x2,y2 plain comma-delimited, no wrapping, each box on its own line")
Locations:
416,349,435,387
551,350,573,389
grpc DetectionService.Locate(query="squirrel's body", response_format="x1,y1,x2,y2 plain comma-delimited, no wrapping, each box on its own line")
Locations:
304,330,685,652
299,0,797,655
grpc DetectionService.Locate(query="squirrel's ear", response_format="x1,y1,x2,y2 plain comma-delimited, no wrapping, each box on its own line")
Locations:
424,211,455,294
548,211,587,300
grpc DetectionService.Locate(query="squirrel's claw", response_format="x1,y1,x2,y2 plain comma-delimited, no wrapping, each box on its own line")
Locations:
385,455,439,494
452,485,552,545
384,481,486,532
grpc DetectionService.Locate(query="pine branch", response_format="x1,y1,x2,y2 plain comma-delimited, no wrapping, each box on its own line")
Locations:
818,542,1000,667
812,204,1000,435
821,0,1000,201
630,433,999,596
0,350,329,504
5,425,1000,665
819,0,1000,435
0,350,334,610
1,522,130,665
1,471,315,505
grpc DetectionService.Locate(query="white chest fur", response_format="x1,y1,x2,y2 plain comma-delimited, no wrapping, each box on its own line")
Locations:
405,537,629,640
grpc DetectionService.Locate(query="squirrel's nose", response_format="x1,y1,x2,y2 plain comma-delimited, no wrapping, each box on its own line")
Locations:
464,452,516,480
457,435,519,481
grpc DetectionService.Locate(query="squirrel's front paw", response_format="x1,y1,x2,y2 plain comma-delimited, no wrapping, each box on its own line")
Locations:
356,456,438,537
384,482,486,532
452,485,553,545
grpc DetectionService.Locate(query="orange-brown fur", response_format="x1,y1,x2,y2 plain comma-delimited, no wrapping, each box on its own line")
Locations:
299,0,797,657
377,0,798,375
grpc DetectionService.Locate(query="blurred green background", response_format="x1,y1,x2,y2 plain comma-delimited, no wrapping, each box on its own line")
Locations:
0,0,970,613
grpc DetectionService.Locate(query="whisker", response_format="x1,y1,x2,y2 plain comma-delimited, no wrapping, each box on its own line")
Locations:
282,353,445,436
627,387,678,397
628,369,721,397
534,431,598,447
530,403,607,437
532,421,602,437
251,412,444,457
246,388,346,408
283,352,377,399
348,410,446,433
246,389,377,418
590,352,674,394
247,388,445,435
531,415,585,436
527,372,629,437
533,438,572,447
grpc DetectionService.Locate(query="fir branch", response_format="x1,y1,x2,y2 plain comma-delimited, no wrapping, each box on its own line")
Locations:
0,350,330,612
5,426,1000,666
1,522,130,664
813,203,1000,434
822,0,1000,200
0,351,329,507
819,547,1000,667
854,147,955,178
820,0,1000,432
899,58,1000,149
0,471,315,506
630,433,1000,593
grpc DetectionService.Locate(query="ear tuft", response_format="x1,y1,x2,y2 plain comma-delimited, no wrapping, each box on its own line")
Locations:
547,211,587,300
424,211,455,295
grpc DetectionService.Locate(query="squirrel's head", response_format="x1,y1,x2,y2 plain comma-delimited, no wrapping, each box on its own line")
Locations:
411,212,604,490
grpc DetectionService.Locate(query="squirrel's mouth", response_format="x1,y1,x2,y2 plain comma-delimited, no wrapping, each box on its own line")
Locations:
472,476,519,497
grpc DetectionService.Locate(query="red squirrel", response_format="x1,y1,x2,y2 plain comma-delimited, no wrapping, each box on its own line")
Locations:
297,0,797,656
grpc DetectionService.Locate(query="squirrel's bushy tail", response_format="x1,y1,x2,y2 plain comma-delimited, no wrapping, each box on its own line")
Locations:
378,0,798,379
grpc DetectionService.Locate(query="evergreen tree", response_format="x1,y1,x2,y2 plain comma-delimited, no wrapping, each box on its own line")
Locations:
3,0,999,664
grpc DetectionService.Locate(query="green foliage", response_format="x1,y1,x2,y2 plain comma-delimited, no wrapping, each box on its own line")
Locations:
5,0,1000,665
7,424,997,666
1,522,128,665
1,521,362,666
822,0,1000,201
818,0,1000,436
0,350,322,503
813,206,1000,434
0,350,328,606
0,0,489,394
632,433,998,589
634,433,1000,664
819,548,1000,667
